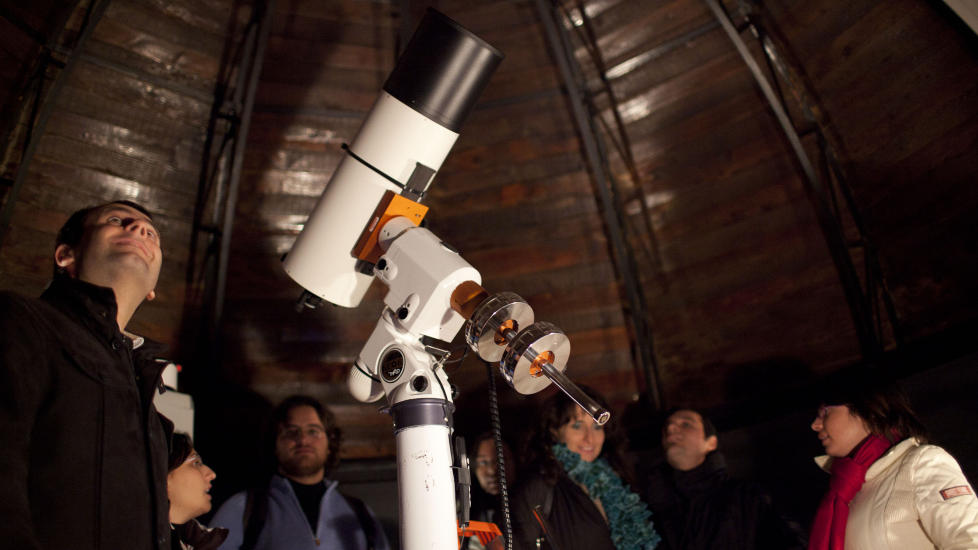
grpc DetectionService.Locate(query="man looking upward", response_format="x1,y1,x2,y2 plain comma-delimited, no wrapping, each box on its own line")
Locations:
0,201,173,550
645,408,805,550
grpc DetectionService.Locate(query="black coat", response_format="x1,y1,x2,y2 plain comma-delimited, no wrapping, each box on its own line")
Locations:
645,452,805,550
0,276,172,550
511,471,615,550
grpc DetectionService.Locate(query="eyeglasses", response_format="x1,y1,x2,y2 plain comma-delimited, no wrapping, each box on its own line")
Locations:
279,426,327,440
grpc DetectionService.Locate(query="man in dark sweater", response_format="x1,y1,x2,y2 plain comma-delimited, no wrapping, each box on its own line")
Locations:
0,201,172,550
645,409,804,550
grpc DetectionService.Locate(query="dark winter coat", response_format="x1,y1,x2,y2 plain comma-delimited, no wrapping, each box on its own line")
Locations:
645,452,805,550
511,470,616,550
0,276,172,550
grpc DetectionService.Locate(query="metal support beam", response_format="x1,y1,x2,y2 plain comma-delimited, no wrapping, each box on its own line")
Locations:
534,0,663,409
187,0,274,361
736,0,903,347
0,0,111,249
705,0,884,359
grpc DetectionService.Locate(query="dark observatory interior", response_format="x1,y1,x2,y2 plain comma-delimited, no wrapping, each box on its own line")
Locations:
2,0,977,546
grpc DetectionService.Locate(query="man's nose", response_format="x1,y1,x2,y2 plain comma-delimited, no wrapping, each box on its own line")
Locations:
811,417,821,431
124,218,149,237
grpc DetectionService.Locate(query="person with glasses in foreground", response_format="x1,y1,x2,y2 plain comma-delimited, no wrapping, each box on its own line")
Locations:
210,395,389,550
167,433,227,549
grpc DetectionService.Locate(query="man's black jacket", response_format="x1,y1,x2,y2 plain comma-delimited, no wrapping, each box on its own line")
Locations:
0,276,172,550
645,452,805,550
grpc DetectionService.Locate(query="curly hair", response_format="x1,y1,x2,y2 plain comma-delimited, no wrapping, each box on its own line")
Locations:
266,395,343,476
520,386,632,487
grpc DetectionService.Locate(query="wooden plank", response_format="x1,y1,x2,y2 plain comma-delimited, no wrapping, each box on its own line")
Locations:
270,1,398,26
85,31,219,88
33,134,198,197
254,80,382,113
599,26,733,110
264,36,394,72
140,0,243,37
103,0,227,56
247,112,362,147
268,13,396,48
56,63,212,130
581,0,713,68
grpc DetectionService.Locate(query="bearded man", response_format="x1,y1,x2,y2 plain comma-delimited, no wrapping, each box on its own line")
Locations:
211,395,390,550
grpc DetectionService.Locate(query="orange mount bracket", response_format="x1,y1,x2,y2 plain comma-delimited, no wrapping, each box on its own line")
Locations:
352,190,429,264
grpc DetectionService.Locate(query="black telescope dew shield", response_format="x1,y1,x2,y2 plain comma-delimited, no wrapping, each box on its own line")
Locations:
385,9,504,133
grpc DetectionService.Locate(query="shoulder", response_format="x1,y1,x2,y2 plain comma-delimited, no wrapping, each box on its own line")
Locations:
511,472,559,513
211,490,249,525
900,441,959,473
514,472,554,496
905,443,968,479
0,291,54,326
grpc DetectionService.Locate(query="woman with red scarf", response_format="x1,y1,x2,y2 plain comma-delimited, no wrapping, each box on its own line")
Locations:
808,380,978,550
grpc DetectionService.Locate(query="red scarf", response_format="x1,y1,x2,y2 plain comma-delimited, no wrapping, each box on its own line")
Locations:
809,434,892,550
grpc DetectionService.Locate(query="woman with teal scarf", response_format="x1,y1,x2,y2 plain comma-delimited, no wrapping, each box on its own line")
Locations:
511,386,660,550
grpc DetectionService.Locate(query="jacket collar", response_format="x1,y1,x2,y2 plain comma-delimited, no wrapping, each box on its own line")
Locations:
814,437,919,478
41,274,168,368
669,450,727,494
41,274,122,343
273,473,339,495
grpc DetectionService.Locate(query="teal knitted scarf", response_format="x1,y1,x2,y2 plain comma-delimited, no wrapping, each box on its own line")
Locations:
553,443,660,550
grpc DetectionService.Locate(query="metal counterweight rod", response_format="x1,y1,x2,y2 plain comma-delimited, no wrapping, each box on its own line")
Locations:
499,328,611,425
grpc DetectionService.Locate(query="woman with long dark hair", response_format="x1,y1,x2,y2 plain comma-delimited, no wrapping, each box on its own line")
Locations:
511,386,659,550
808,378,978,549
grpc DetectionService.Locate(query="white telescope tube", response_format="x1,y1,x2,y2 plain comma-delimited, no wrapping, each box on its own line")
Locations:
282,92,458,307
396,423,457,549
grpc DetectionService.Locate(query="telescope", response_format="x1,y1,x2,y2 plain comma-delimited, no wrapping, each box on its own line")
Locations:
283,9,608,549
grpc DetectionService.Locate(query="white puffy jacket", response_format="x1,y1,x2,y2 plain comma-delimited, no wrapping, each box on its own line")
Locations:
815,438,978,550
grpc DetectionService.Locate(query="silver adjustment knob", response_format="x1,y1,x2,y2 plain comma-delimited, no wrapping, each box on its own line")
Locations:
464,292,534,362
500,321,569,395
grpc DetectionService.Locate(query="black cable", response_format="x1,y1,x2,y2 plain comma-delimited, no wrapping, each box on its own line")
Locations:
353,361,381,383
485,360,513,550
341,143,405,190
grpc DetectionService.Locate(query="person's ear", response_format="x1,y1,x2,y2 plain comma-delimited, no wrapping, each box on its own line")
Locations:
54,244,77,277
145,289,156,301
705,435,718,452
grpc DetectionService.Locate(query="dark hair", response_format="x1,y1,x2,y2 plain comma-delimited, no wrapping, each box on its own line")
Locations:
662,407,718,439
169,432,195,472
820,376,928,444
54,200,154,276
267,395,342,475
520,386,632,487
468,431,510,460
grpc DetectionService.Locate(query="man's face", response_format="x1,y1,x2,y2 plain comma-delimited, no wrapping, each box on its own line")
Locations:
275,405,329,483
662,410,717,471
55,203,162,298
